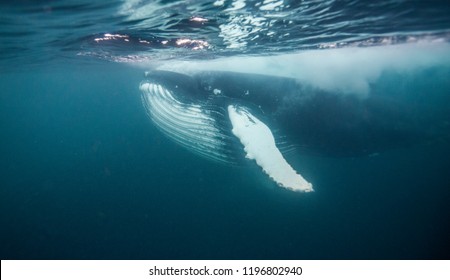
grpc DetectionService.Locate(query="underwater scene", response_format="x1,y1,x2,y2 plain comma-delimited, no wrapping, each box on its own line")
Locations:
1,0,450,259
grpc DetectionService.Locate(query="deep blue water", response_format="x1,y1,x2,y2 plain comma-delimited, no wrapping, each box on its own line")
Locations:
1,0,450,259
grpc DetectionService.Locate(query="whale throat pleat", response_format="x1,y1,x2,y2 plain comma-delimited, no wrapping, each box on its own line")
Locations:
140,82,234,164
228,105,313,192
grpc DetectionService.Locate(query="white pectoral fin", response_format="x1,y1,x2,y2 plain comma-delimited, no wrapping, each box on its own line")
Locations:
228,105,313,192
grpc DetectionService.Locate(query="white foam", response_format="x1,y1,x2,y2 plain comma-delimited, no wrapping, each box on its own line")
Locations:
228,105,313,192
150,42,450,97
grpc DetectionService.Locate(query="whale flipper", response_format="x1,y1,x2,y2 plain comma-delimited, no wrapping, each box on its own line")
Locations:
228,105,313,192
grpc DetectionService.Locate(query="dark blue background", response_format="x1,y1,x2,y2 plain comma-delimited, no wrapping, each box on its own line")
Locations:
1,64,449,259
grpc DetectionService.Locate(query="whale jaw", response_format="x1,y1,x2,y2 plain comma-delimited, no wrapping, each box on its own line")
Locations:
140,81,240,165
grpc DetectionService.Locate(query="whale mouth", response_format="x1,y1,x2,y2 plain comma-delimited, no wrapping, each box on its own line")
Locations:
140,80,241,165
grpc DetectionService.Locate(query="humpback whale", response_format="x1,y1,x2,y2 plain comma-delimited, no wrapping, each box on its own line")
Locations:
140,70,427,192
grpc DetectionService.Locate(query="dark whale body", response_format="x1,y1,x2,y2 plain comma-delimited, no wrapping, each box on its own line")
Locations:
142,70,424,158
